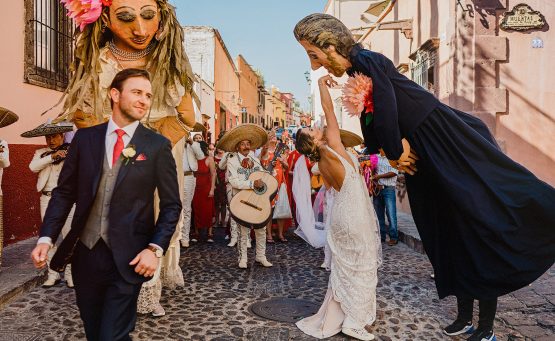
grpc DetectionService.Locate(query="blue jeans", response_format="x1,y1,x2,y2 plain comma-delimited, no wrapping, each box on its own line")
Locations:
372,186,398,241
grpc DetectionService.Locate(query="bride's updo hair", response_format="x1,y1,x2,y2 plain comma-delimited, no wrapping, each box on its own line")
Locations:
296,129,321,162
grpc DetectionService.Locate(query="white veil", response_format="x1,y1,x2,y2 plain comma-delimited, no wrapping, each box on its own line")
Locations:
293,156,327,248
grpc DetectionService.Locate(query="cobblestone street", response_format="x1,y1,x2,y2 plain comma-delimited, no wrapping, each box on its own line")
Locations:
0,228,553,341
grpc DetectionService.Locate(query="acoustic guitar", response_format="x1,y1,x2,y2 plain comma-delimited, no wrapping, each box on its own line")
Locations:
229,143,286,229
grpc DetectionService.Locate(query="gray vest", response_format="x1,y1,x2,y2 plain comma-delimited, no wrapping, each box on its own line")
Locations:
80,156,123,249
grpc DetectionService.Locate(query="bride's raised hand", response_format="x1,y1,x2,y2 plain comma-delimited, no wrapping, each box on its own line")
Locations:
318,75,338,89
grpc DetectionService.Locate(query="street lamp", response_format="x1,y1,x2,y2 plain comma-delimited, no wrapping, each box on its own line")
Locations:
304,71,313,123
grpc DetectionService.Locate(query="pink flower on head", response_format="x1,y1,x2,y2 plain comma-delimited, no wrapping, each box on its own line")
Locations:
60,0,104,31
341,72,374,118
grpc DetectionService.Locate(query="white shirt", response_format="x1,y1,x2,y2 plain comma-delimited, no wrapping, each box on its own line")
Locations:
0,139,10,196
182,142,204,172
105,119,140,168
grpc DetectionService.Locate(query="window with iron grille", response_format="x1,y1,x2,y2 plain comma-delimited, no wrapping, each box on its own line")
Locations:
24,0,74,91
410,39,439,96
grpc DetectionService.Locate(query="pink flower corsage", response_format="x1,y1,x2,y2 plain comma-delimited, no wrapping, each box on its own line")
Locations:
342,72,375,125
60,0,110,31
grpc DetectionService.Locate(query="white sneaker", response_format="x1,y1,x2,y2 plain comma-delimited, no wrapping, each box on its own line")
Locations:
180,240,189,248
152,303,166,317
238,259,248,269
342,327,375,341
42,274,61,288
191,238,198,243
224,235,230,240
227,238,237,247
207,238,214,243
255,258,273,267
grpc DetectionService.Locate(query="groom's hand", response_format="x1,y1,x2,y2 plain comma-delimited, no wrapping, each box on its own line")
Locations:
30,243,51,269
129,249,159,277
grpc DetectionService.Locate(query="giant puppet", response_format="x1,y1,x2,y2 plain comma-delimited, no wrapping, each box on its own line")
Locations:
294,13,555,341
57,0,195,316
58,0,197,145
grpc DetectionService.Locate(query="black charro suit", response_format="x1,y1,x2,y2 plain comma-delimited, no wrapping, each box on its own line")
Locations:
39,122,182,340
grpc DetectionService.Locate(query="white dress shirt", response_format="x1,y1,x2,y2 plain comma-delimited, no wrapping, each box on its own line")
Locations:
105,119,140,168
0,139,10,196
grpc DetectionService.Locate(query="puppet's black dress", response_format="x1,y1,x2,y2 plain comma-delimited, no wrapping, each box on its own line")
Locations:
349,44,555,300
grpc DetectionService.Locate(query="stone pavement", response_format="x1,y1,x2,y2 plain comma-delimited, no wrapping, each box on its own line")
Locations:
0,237,46,309
0,228,552,340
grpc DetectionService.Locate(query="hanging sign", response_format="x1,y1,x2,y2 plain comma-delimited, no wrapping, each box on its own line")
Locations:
500,4,546,31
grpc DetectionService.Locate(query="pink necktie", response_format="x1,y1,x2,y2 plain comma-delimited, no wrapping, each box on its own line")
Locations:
112,129,126,166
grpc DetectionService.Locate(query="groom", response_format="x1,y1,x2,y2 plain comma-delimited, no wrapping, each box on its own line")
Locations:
30,68,182,340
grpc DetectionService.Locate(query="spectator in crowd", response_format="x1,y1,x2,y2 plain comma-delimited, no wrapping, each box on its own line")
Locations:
0,106,15,272
213,147,228,230
180,137,204,248
260,132,292,243
372,149,399,245
192,141,216,242
193,133,203,143
24,122,75,287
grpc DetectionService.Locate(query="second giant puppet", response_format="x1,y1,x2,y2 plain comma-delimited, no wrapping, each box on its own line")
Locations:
58,0,197,145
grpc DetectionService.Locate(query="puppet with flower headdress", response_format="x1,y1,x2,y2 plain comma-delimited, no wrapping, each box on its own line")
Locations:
57,0,192,317
58,0,197,146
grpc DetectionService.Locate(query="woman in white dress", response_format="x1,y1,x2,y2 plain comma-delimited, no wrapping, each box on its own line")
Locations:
295,75,381,341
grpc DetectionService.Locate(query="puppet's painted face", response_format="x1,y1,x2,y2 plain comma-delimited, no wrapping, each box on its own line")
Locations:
299,40,348,77
107,0,160,52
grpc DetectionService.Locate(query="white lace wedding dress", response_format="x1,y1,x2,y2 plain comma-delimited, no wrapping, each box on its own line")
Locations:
297,146,381,338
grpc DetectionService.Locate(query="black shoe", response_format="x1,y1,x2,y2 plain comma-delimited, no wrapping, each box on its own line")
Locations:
444,319,475,336
467,329,495,341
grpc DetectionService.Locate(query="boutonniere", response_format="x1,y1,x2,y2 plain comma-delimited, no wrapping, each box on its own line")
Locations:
121,145,137,165
342,72,374,126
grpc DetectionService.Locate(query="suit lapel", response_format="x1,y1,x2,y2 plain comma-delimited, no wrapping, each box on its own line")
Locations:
91,123,108,194
114,124,150,191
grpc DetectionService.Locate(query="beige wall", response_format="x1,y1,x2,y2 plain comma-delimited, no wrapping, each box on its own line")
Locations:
0,1,63,145
214,33,239,119
237,55,259,124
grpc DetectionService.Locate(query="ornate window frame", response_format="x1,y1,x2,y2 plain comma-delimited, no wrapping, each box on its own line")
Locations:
409,38,440,96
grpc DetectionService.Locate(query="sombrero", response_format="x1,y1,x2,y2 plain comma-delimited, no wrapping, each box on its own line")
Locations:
21,121,74,138
340,129,364,147
0,107,19,128
192,122,207,133
216,124,268,152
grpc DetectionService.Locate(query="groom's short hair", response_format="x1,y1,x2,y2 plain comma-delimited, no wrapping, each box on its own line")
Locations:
294,13,356,58
109,69,151,107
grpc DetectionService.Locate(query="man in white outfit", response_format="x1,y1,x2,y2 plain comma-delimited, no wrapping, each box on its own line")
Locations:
218,152,251,248
217,124,272,269
180,138,204,247
25,122,75,287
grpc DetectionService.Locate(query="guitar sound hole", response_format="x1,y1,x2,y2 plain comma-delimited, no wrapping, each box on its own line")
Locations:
253,183,267,195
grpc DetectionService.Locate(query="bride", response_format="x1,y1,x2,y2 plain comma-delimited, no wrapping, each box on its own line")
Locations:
294,75,381,341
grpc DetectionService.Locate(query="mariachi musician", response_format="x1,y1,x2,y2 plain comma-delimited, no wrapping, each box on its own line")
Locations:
23,121,75,288
216,124,273,269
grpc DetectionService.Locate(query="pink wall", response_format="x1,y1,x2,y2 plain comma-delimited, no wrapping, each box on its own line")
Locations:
363,0,555,187
498,0,555,185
